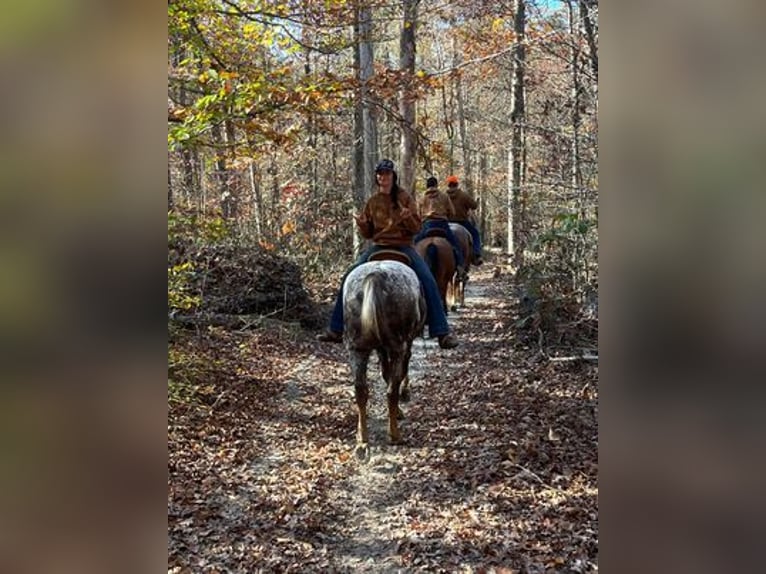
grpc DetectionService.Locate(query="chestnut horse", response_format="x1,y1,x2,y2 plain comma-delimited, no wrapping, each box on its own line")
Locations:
342,259,426,457
449,223,474,309
415,234,457,314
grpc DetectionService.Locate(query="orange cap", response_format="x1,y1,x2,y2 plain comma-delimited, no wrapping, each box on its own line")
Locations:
446,175,459,185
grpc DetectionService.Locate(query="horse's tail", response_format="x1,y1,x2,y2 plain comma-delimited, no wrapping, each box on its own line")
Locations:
426,243,438,274
360,273,382,342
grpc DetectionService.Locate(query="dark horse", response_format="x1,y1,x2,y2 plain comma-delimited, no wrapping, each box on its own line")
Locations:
449,223,475,309
342,259,426,456
414,233,457,313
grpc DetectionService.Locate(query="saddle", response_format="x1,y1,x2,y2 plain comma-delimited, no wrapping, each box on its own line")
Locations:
424,227,448,239
367,249,411,266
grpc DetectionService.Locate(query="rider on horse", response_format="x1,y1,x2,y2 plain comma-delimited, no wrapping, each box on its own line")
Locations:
445,175,484,266
316,159,459,349
413,176,467,279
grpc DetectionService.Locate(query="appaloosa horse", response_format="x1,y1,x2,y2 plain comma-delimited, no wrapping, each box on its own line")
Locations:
342,259,426,457
449,223,475,309
415,233,457,314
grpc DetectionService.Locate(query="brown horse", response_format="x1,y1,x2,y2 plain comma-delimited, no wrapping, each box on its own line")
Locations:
449,223,474,309
342,259,426,459
415,234,457,314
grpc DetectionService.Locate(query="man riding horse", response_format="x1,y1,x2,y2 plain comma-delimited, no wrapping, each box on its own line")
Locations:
445,175,484,266
413,176,466,280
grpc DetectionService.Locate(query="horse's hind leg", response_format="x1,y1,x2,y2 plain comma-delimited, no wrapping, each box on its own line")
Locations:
387,348,412,443
400,375,410,404
447,278,457,312
351,351,370,449
387,377,402,444
399,342,413,404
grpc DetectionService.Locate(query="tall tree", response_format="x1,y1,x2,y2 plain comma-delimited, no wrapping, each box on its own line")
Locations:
508,0,527,267
453,42,473,194
399,0,420,193
579,0,598,83
353,1,377,253
567,0,583,201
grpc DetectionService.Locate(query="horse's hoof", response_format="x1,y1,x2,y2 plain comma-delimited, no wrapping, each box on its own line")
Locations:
355,443,370,462
450,305,458,312
400,388,410,403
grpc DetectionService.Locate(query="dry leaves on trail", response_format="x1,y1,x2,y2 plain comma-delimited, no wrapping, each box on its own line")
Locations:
168,269,598,573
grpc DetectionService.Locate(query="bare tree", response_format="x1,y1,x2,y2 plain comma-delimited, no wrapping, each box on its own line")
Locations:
568,0,583,207
454,45,473,194
353,1,377,253
398,0,420,193
507,0,526,268
579,0,598,82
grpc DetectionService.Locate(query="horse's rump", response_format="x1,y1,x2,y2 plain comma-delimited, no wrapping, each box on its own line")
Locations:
414,236,456,312
449,223,474,267
342,261,425,349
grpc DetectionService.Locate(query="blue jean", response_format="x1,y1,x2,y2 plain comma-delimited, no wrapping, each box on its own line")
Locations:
454,220,482,257
413,220,465,269
328,244,450,338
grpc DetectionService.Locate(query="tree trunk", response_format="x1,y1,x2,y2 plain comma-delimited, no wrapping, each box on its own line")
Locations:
212,123,233,219
479,153,488,243
353,1,377,255
361,12,377,197
168,163,174,211
568,1,584,212
509,0,526,269
455,46,473,194
398,0,419,194
569,0,589,293
269,152,280,237
181,148,197,208
249,162,262,240
579,0,598,82
506,146,514,258
303,43,319,200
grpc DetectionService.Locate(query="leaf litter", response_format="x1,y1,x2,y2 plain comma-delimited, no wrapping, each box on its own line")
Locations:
168,267,598,572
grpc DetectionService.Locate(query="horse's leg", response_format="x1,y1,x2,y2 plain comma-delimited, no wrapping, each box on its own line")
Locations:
400,374,410,403
380,353,401,442
397,343,414,419
351,350,370,448
387,346,412,443
387,373,402,444
397,376,408,420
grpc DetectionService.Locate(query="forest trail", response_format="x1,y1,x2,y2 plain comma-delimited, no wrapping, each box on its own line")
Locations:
168,266,598,573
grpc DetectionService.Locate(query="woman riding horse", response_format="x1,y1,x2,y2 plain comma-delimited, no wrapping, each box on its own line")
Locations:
317,159,459,349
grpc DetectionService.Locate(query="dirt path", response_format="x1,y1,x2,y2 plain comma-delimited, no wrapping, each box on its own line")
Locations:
168,268,598,573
